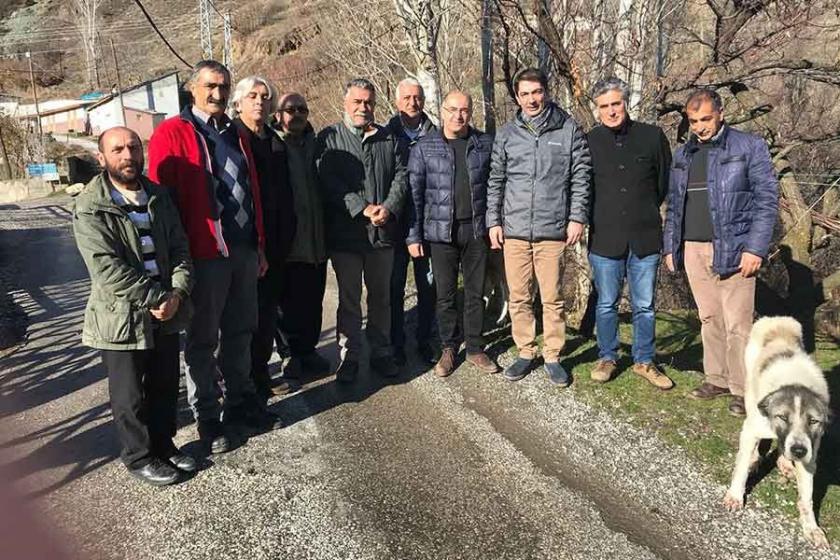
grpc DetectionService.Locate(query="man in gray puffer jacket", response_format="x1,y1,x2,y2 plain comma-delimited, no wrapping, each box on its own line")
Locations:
486,67,592,385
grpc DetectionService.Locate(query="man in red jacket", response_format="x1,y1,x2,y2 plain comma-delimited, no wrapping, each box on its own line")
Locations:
148,60,282,454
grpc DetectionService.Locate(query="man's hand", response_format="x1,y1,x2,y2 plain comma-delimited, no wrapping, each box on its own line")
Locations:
371,206,390,227
664,253,675,272
489,226,504,250
151,292,181,321
363,204,378,219
408,243,424,258
739,252,763,278
258,249,269,278
566,221,585,246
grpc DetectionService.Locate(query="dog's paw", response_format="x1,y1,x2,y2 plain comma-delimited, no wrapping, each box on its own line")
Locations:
776,455,796,480
723,491,744,512
803,527,830,549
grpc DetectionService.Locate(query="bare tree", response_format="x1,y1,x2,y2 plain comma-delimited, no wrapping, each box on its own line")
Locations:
393,0,447,120
70,0,103,90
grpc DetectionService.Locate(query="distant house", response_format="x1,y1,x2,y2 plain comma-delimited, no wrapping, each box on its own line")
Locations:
88,72,180,139
15,99,98,134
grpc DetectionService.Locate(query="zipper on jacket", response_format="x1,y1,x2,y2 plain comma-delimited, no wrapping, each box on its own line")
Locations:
531,135,538,241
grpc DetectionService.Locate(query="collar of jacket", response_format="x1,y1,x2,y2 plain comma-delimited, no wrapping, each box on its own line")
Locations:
437,126,484,146
340,119,388,143
515,102,568,134
387,112,435,137
234,117,287,153
276,122,315,144
85,172,159,214
686,123,730,153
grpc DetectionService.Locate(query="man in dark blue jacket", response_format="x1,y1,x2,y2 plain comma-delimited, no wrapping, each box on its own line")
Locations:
407,90,499,377
663,88,779,416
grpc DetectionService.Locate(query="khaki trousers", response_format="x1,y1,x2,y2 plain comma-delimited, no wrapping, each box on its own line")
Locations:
503,239,567,362
683,241,755,397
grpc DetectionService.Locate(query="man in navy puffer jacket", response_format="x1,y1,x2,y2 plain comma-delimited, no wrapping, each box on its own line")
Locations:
663,88,779,417
407,90,499,377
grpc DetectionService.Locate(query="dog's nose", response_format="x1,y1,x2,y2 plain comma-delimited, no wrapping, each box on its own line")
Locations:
791,444,808,459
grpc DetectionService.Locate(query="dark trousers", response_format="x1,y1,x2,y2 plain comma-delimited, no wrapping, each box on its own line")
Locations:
390,241,435,349
100,331,181,470
429,221,488,353
279,261,328,357
251,265,283,393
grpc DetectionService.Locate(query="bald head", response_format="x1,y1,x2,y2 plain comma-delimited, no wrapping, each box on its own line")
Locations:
97,126,144,189
276,92,310,135
441,90,473,139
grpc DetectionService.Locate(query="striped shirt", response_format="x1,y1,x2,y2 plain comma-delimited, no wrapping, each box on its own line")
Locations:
110,186,160,279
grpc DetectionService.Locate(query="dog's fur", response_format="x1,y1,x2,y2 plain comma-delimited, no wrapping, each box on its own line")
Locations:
723,316,831,548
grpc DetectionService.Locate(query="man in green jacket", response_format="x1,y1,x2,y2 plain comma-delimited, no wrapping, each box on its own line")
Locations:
317,78,408,382
73,126,195,486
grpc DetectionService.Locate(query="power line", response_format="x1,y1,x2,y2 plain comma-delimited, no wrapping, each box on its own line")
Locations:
130,0,193,68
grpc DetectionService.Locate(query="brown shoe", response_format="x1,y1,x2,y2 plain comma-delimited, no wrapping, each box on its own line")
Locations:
632,362,674,390
271,380,292,396
434,348,457,378
728,396,746,417
688,382,731,400
591,359,617,383
466,352,500,374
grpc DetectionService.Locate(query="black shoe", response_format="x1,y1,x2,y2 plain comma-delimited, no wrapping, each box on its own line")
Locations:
129,458,180,486
300,351,331,374
504,358,533,382
198,419,230,454
417,341,438,365
544,361,571,387
245,407,284,433
167,451,198,473
371,355,398,378
335,360,359,384
394,346,407,366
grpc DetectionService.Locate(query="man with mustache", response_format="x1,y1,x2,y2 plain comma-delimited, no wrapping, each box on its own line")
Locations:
73,126,194,485
317,78,408,382
149,60,282,455
271,92,331,380
663,88,779,417
486,67,592,386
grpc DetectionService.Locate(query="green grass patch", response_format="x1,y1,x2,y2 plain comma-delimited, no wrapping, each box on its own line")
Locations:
548,311,840,546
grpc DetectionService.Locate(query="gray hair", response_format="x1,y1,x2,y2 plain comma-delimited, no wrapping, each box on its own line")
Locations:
591,77,630,104
344,78,376,98
231,75,280,114
396,78,424,100
186,60,231,88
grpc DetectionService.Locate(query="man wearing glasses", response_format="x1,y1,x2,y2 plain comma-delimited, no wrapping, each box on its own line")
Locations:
273,93,331,380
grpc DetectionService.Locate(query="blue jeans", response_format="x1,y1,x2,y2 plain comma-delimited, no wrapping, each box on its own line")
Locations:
588,249,660,364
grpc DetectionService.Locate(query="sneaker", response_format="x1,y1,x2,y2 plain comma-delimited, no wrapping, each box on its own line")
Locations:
417,341,438,365
728,396,746,417
688,382,731,400
466,351,500,374
504,358,533,381
393,346,407,366
544,361,571,387
197,419,230,454
129,458,181,486
434,347,457,378
335,360,359,384
632,362,674,390
300,351,331,374
371,355,398,378
591,359,617,383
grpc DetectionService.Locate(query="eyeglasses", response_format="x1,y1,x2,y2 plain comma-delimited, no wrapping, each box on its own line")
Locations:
282,106,309,115
443,106,470,117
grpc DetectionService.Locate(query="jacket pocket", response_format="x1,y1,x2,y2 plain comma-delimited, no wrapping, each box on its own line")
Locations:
88,300,133,343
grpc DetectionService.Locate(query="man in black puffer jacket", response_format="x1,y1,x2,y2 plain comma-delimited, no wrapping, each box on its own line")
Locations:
486,68,592,386
407,90,499,378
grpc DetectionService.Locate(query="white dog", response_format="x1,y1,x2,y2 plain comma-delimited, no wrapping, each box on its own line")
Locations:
723,316,831,548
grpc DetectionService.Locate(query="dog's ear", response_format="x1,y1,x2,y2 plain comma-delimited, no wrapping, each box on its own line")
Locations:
757,391,778,418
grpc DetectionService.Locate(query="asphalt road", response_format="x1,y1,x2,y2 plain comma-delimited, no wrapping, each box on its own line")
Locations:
0,196,836,560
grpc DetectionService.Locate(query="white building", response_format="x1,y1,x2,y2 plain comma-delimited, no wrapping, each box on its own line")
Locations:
88,71,180,138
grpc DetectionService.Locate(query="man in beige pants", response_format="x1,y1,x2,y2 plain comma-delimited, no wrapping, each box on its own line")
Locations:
663,89,779,416
486,68,592,385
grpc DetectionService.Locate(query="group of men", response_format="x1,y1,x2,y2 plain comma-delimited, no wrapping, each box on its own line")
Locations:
72,59,778,487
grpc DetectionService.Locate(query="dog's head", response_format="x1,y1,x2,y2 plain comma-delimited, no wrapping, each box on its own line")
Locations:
758,385,830,464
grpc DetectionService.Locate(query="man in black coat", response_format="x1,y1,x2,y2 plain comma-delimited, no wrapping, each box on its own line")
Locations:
586,77,673,390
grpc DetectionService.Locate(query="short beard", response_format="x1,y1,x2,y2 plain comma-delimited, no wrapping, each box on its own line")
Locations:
106,163,139,185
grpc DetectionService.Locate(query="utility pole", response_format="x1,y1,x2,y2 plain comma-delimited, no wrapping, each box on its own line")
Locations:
26,51,44,144
110,38,127,126
199,0,214,59
223,11,234,78
0,121,13,180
